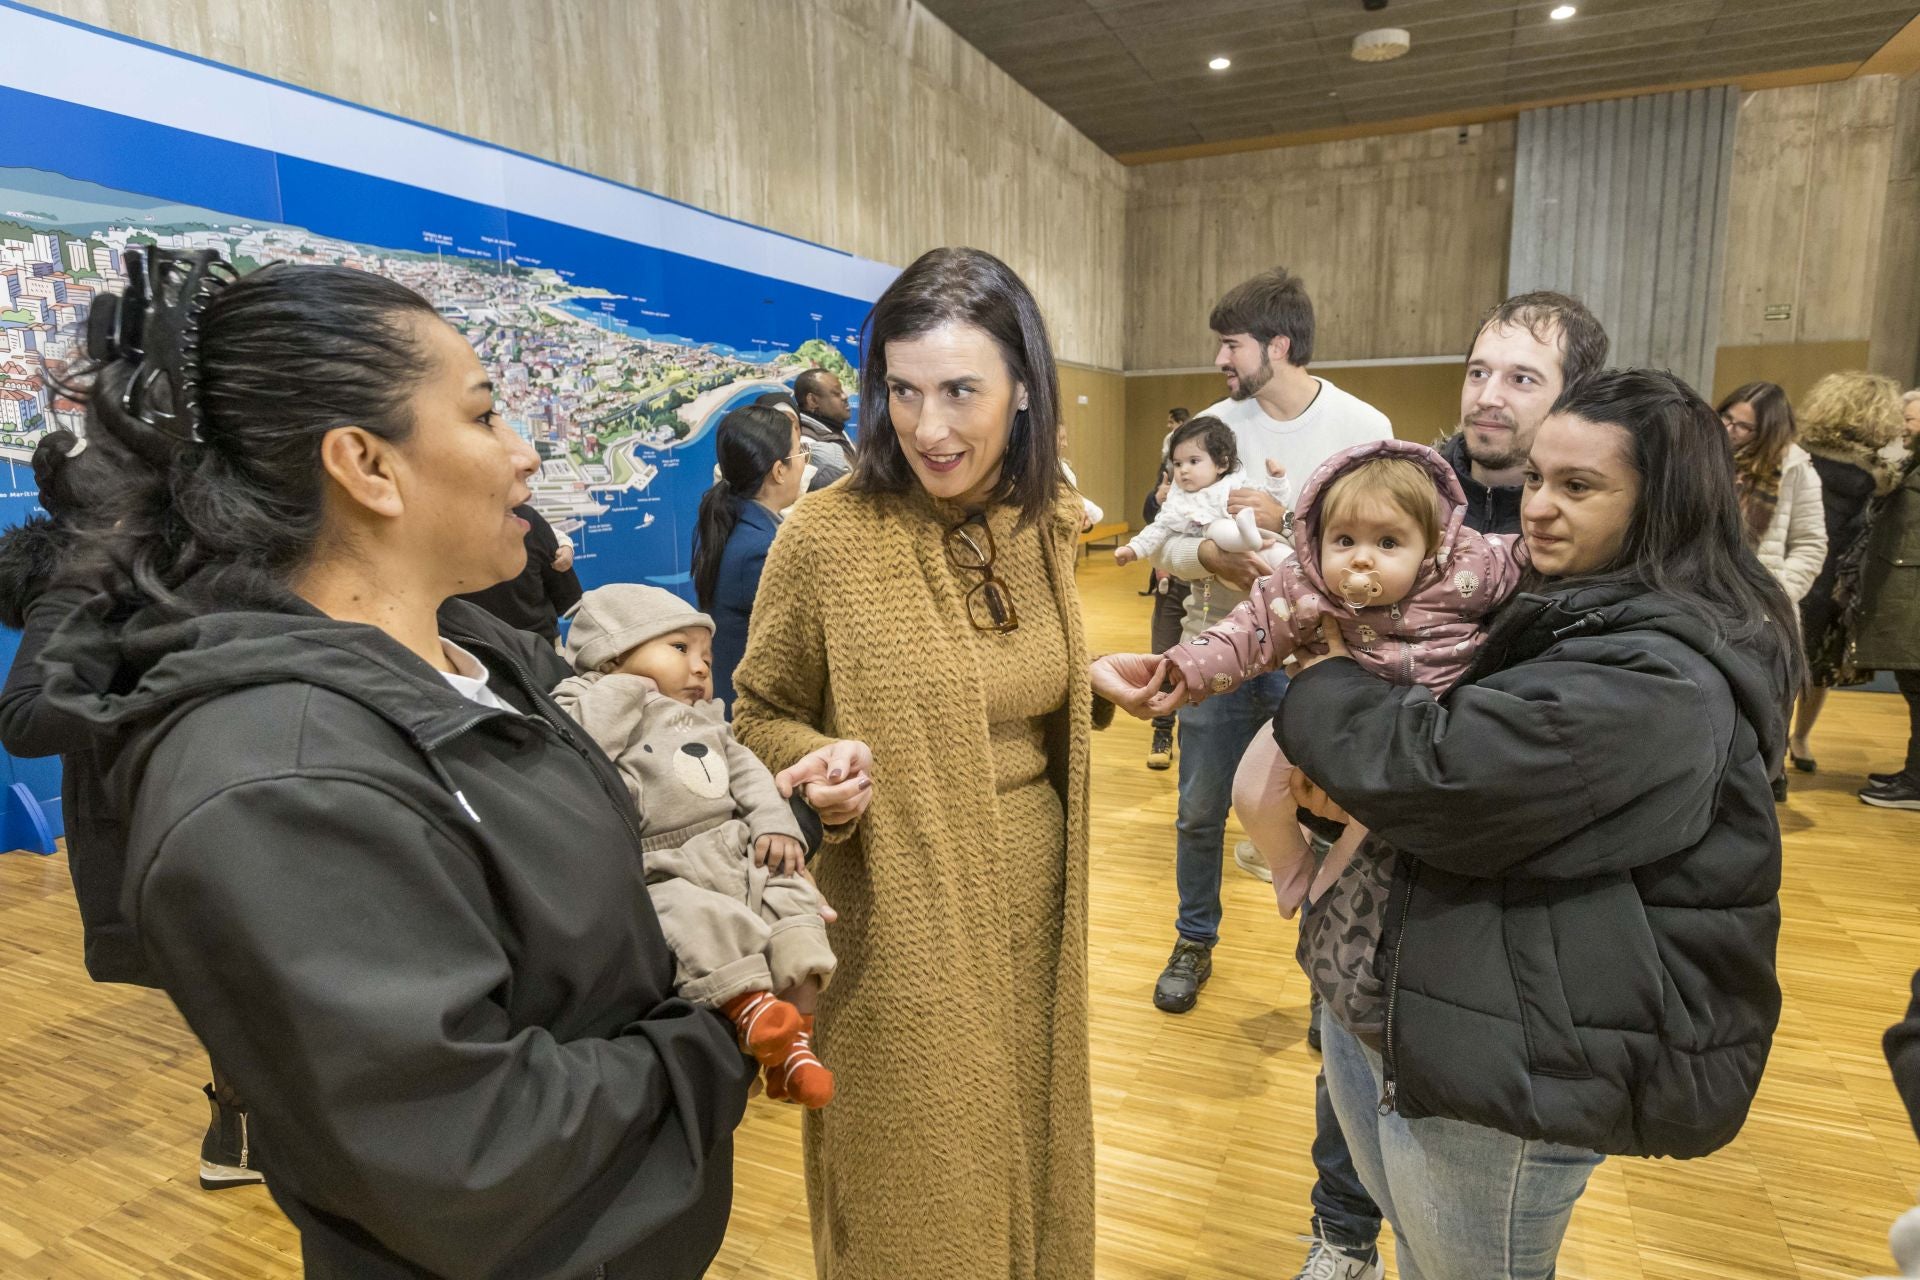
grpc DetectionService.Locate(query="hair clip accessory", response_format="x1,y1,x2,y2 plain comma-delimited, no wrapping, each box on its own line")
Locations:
85,263,146,364
113,248,236,449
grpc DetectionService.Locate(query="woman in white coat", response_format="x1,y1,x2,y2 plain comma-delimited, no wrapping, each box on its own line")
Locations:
1719,382,1826,600
1719,381,1825,799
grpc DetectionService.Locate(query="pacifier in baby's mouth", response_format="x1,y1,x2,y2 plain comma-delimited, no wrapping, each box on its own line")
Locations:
1337,568,1383,607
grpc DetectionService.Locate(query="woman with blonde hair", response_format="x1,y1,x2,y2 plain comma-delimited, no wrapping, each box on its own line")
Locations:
1787,370,1904,771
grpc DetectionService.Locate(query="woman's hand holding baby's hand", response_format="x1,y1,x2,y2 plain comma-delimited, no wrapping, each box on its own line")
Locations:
1089,653,1171,719
1145,681,1189,717
755,833,807,877
776,740,875,828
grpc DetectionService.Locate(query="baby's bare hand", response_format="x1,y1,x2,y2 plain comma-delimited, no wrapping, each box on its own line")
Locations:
755,833,807,876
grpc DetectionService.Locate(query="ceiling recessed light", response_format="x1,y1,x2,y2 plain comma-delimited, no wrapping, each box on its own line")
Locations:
1550,4,1577,18
1208,56,1231,70
1351,27,1411,62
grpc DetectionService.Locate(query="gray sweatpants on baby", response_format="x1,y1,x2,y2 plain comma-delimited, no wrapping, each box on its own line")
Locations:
645,817,836,1007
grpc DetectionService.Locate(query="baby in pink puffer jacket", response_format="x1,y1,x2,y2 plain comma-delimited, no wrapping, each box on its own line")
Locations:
1103,438,1526,915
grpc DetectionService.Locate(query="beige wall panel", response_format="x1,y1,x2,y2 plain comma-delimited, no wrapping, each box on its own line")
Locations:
1798,82,1897,345
1713,340,1875,407
1125,123,1515,371
1058,365,1127,529
1871,73,1920,388
1720,88,1818,347
1720,78,1900,348
20,0,1128,370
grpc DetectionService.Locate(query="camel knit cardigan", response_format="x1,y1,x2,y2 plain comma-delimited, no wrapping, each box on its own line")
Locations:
732,481,1099,1280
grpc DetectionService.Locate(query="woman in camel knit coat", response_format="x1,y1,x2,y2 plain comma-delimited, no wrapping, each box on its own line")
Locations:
734,247,1098,1280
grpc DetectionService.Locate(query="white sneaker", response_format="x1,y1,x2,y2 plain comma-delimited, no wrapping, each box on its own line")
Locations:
1294,1233,1383,1280
1233,839,1272,882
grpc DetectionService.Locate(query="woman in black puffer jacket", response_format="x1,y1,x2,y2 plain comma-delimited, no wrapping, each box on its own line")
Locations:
1281,370,1800,1280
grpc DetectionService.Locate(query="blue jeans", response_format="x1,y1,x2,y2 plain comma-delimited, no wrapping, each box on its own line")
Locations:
1311,994,1382,1253
1321,1018,1603,1280
1173,670,1287,945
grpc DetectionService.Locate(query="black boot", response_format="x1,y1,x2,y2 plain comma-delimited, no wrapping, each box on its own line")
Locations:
200,1083,265,1190
1153,938,1213,1014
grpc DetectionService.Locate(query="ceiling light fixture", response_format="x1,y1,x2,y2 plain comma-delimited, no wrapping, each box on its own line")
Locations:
1208,56,1231,70
1351,28,1411,62
1550,4,1577,18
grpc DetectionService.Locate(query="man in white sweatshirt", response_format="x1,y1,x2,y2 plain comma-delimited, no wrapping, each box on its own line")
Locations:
1148,266,1392,1019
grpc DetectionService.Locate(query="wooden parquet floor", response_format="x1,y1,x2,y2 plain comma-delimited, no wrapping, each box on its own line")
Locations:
1,556,1917,1278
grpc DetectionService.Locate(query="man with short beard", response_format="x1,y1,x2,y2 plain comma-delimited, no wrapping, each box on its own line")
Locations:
1443,291,1610,536
1147,266,1392,1024
1287,289,1609,1280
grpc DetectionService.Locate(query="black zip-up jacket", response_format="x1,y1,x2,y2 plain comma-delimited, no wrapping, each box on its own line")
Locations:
0,518,143,984
1439,431,1523,536
1280,581,1788,1159
38,572,752,1279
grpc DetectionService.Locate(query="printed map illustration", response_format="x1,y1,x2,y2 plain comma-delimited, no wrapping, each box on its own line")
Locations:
0,82,880,594
0,5,896,846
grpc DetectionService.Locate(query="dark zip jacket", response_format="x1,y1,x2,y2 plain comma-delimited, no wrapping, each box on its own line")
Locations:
1280,581,1787,1159
0,518,143,983
38,570,753,1279
1439,431,1523,536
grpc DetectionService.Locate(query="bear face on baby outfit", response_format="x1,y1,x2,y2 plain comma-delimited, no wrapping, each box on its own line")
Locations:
552,673,799,849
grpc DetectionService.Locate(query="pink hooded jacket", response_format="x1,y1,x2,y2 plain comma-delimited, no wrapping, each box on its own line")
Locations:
1164,438,1526,703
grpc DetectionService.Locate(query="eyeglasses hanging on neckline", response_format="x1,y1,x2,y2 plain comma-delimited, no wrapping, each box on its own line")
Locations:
943,514,1020,635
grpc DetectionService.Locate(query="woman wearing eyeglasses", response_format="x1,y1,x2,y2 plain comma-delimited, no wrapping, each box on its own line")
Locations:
733,246,1099,1280
692,403,813,710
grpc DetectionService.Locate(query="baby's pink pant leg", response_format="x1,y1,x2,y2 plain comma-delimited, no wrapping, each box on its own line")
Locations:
1309,819,1370,904
1231,733,1315,917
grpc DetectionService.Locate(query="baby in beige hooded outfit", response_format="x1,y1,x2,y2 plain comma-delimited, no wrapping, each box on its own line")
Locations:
553,583,836,1106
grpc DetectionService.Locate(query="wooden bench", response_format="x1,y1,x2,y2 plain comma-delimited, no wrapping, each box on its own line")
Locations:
1077,520,1130,559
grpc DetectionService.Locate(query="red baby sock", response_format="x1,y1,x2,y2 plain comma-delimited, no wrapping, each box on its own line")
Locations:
722,990,801,1068
766,1016,834,1109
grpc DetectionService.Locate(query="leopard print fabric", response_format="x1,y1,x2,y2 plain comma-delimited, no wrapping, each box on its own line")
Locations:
1296,842,1397,1051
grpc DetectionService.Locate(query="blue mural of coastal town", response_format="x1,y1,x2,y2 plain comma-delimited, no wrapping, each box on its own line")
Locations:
0,78,886,848
0,82,875,588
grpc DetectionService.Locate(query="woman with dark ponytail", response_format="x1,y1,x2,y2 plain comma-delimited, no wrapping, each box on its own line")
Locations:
692,402,807,708
37,249,751,1279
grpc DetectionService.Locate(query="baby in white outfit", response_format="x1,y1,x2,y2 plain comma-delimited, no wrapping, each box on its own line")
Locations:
1117,414,1291,568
